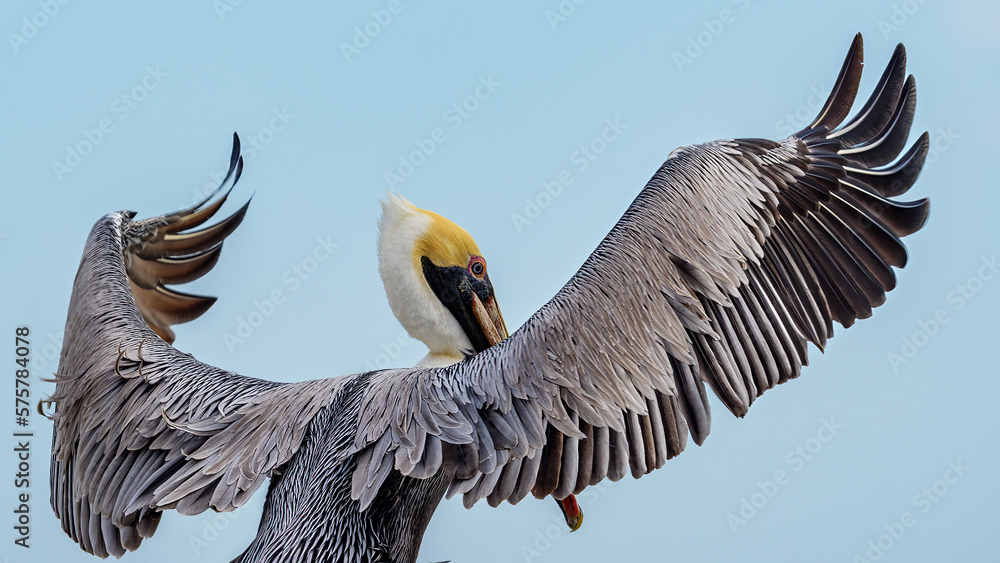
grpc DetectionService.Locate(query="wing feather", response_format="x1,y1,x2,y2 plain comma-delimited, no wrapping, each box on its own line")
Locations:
47,136,343,557
349,35,930,511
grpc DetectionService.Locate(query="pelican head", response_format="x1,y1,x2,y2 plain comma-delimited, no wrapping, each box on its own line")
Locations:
377,194,509,367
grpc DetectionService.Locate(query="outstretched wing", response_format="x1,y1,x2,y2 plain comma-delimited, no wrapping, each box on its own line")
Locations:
353,35,929,510
47,135,343,558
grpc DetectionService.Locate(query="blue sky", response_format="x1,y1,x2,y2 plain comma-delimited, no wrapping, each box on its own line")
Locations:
2,1,997,562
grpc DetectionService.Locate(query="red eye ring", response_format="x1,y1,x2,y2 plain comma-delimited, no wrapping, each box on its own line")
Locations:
469,257,486,277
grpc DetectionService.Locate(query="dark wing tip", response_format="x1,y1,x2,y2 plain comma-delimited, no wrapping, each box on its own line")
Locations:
166,134,244,219
229,132,241,169
139,197,250,260
806,33,864,132
233,155,245,186
895,196,931,236
831,42,909,146
847,130,929,198
124,136,251,338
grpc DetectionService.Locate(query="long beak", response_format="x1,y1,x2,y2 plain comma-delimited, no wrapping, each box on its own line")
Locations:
470,293,508,346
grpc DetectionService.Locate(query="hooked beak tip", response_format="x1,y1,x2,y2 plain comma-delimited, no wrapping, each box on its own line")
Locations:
557,495,584,532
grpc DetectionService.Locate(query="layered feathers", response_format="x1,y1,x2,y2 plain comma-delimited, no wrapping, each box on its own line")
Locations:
47,35,929,561
47,136,345,558
352,34,930,510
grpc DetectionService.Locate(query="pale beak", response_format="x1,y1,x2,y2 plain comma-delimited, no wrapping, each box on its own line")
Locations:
470,293,509,346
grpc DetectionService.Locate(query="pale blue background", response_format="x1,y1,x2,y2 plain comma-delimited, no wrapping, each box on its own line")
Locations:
1,1,997,562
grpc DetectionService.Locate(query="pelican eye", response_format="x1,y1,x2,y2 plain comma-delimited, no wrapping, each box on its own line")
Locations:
469,258,486,278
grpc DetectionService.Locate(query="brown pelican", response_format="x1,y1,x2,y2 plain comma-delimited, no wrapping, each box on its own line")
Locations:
47,34,929,562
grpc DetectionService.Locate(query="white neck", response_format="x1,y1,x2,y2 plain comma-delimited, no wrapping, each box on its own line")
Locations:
377,198,473,364
416,351,467,368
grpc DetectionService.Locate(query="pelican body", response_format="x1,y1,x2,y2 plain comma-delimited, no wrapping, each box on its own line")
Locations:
239,196,513,562
47,35,929,562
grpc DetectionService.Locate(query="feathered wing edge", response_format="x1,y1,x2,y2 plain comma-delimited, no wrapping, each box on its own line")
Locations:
125,133,247,343
351,34,929,511
46,135,343,558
